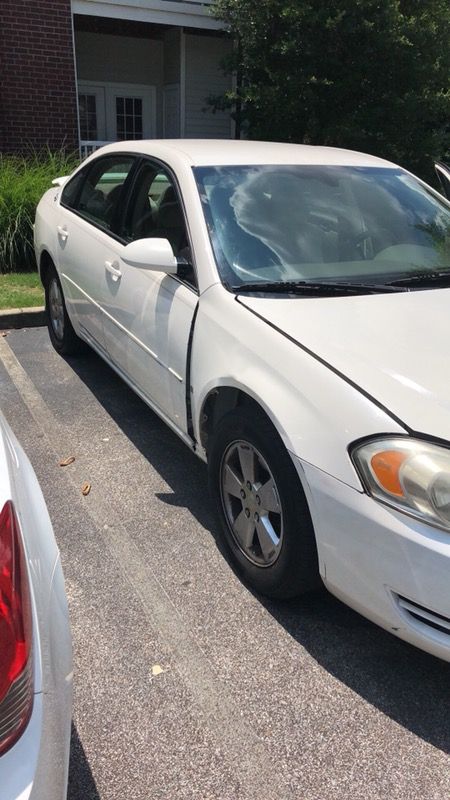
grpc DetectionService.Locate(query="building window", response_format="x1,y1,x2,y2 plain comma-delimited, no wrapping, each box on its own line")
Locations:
116,97,143,140
78,94,98,140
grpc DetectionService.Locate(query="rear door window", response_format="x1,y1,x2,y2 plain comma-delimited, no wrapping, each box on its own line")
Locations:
73,155,136,234
60,168,88,210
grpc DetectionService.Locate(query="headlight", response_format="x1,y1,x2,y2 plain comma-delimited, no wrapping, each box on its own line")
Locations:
351,437,450,530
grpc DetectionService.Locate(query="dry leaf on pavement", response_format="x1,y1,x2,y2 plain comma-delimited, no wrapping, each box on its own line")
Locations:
59,456,75,467
150,664,170,679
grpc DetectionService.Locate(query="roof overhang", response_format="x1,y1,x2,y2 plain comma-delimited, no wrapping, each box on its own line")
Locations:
71,0,224,30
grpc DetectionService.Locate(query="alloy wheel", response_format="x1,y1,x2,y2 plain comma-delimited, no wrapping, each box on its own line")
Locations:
48,278,65,341
220,440,284,567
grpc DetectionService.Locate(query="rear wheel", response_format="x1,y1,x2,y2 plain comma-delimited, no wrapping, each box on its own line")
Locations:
44,266,87,356
208,407,321,599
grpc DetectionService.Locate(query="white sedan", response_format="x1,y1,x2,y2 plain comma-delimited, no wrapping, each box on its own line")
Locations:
0,412,72,798
35,140,450,661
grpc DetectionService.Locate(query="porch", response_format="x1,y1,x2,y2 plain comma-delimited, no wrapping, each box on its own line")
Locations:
74,13,234,156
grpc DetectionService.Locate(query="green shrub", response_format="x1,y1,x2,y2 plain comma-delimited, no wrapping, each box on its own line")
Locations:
0,149,79,273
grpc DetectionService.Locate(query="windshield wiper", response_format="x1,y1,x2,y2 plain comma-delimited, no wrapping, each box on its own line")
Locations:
387,270,450,287
230,280,407,295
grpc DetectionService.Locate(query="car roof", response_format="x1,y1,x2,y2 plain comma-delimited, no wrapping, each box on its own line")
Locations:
94,139,397,169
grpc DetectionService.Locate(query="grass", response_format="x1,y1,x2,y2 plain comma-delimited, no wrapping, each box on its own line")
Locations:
0,149,80,273
0,273,44,309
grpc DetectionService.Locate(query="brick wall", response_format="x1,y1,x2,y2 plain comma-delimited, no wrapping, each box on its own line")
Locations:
0,0,79,154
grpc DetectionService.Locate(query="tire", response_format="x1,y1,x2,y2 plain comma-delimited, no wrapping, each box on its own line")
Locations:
44,266,87,356
208,406,321,599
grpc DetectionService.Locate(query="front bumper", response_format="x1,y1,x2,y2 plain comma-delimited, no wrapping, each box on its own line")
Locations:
295,457,450,662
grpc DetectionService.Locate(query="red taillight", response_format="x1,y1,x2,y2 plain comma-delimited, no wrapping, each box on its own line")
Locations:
0,501,33,755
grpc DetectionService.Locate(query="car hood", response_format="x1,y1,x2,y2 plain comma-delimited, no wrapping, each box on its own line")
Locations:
238,287,450,440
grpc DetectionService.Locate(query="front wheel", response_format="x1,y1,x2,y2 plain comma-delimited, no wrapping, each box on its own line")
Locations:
208,407,321,599
45,267,87,356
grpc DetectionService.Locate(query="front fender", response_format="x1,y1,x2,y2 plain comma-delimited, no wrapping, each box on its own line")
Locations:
191,285,406,489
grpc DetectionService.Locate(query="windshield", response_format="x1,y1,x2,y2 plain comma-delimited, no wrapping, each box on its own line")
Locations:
193,165,450,288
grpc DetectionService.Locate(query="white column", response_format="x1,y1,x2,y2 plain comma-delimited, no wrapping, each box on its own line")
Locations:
180,29,186,137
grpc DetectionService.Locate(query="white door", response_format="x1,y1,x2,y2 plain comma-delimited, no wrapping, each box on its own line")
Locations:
163,84,180,138
98,159,198,431
78,81,156,143
78,85,107,140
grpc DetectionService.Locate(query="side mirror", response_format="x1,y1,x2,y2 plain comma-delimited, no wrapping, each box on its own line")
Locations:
121,238,178,273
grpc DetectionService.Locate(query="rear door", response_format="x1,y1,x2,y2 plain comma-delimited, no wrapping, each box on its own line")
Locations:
57,154,137,354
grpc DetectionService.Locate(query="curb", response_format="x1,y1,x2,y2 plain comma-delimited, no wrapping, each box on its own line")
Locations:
0,307,46,330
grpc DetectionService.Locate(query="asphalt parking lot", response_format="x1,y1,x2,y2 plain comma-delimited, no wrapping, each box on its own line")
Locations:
0,326,449,799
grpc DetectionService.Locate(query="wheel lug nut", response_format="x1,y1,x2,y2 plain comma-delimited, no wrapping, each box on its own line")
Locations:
254,512,259,522
256,495,261,505
246,481,252,490
245,508,250,518
240,489,246,499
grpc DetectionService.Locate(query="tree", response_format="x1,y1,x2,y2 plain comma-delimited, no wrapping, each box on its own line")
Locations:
211,0,450,181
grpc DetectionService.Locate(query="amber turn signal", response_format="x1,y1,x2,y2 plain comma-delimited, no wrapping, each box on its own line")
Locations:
370,450,407,496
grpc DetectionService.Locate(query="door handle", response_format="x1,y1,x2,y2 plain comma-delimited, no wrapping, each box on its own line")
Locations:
105,260,122,281
57,225,68,241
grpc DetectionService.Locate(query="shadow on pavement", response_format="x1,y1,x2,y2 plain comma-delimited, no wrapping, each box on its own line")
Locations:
262,591,450,753
67,350,450,756
68,723,101,800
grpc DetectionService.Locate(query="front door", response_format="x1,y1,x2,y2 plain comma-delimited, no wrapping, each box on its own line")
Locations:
78,81,156,145
98,159,198,431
